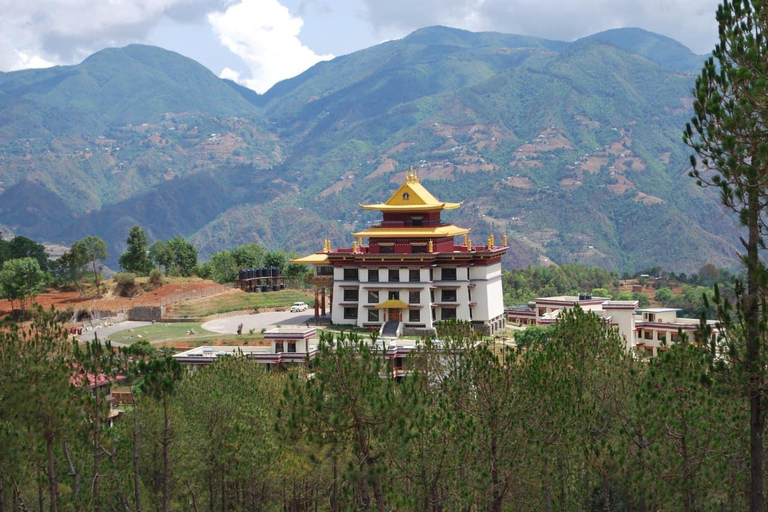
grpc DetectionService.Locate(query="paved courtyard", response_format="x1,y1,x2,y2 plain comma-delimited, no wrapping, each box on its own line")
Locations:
77,320,153,346
201,311,322,334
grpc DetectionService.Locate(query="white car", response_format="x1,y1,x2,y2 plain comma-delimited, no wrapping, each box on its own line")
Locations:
290,302,308,312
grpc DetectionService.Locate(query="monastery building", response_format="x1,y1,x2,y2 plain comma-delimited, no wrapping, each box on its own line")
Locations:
293,171,507,336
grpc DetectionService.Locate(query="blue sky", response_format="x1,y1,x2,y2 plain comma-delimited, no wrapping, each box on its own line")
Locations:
1,0,720,94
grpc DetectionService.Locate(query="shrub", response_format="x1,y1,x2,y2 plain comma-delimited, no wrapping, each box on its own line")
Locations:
149,268,164,286
114,272,137,297
114,272,136,286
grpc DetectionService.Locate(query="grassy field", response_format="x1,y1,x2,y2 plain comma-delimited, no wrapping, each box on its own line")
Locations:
168,289,314,318
111,322,266,347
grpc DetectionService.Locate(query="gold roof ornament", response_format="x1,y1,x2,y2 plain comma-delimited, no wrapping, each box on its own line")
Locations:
467,238,472,251
503,234,508,246
428,240,434,253
463,233,468,246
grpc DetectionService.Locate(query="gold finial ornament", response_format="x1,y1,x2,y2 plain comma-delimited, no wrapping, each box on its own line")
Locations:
353,240,358,253
467,238,472,251
503,234,508,246
463,233,468,246
487,235,493,248
428,239,434,253
405,165,419,184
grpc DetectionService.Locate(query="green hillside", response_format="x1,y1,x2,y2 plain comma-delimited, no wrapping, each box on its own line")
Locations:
0,27,739,273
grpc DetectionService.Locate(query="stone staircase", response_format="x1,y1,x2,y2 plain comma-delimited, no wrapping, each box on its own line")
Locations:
380,321,401,339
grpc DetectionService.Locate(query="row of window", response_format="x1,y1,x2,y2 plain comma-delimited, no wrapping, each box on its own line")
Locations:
275,341,298,353
342,289,460,303
343,268,459,282
342,307,458,322
637,330,680,342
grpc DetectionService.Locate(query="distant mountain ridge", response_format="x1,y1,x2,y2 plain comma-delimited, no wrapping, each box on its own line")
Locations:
577,27,706,72
0,26,736,273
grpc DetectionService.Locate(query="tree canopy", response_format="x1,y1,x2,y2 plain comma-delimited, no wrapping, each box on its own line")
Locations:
119,225,153,275
0,257,47,311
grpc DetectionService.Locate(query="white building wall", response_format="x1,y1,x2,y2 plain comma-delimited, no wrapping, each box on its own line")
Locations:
470,263,504,322
331,266,359,326
330,261,505,332
606,309,636,351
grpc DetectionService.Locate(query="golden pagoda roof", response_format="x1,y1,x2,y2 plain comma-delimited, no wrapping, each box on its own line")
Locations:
290,253,330,265
352,225,469,238
359,170,462,212
375,299,410,309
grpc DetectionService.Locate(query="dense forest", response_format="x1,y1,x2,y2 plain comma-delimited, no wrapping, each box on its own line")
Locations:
0,308,749,511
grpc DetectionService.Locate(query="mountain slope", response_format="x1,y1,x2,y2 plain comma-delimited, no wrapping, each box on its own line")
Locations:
0,45,281,222
0,27,736,273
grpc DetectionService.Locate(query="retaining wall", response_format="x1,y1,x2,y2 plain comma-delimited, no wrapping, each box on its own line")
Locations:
128,306,165,321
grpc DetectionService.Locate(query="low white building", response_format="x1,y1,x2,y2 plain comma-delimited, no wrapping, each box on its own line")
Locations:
506,296,718,355
173,327,318,369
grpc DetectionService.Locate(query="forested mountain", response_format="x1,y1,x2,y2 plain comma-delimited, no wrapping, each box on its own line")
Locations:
0,27,738,272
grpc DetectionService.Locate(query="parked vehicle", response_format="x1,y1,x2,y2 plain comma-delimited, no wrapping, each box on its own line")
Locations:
290,302,308,312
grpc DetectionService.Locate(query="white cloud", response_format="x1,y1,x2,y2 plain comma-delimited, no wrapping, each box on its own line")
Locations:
0,0,228,71
219,67,242,82
11,50,56,70
358,0,720,54
207,0,334,93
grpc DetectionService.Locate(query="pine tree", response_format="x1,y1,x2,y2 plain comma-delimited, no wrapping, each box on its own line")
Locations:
683,1,768,508
119,226,153,275
135,355,183,512
284,331,403,511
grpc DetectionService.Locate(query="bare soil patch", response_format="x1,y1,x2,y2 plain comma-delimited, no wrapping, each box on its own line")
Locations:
607,141,626,155
367,157,398,179
455,162,497,174
634,192,664,204
580,156,609,175
0,279,227,315
385,142,413,155
559,178,582,190
613,157,646,172
505,177,534,189
319,176,355,198
606,175,635,195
